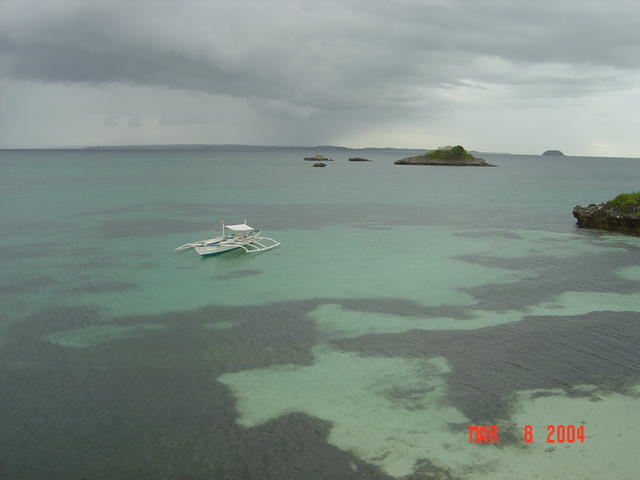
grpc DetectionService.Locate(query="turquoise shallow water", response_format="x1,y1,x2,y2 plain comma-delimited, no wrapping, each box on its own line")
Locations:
1,149,639,479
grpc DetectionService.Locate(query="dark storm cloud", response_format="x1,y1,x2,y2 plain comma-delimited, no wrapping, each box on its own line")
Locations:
1,0,639,112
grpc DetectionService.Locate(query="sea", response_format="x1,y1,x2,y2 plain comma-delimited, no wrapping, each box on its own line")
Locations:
1,148,639,480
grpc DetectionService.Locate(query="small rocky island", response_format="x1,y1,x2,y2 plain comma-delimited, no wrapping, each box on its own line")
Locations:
348,157,370,162
394,145,496,166
304,154,333,161
543,150,565,156
312,162,326,167
573,192,640,235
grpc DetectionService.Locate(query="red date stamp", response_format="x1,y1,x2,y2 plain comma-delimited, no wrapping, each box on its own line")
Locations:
468,425,585,444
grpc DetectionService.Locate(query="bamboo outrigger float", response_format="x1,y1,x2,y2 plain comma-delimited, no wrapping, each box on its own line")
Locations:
175,222,280,257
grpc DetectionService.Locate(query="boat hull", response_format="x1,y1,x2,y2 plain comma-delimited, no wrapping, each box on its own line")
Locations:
194,244,242,256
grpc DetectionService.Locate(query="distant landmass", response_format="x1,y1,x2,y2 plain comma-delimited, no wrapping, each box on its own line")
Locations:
81,144,424,153
542,150,564,156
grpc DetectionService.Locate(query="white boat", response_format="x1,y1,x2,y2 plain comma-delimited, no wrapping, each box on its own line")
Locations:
175,222,280,257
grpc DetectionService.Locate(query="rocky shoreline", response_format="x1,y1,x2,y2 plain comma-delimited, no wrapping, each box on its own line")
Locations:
573,200,640,235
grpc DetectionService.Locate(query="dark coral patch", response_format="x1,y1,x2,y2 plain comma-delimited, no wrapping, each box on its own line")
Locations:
334,311,640,425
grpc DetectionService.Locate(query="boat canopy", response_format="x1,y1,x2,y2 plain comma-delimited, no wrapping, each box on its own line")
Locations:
225,223,255,232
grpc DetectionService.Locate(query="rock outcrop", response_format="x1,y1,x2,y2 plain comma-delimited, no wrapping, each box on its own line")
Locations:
348,157,370,162
573,194,640,235
312,162,327,167
543,150,565,156
304,154,333,161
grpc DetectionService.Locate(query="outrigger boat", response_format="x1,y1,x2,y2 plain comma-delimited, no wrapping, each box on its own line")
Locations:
175,222,280,257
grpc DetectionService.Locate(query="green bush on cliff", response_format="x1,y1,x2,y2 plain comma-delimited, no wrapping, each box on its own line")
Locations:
422,145,476,162
610,192,640,212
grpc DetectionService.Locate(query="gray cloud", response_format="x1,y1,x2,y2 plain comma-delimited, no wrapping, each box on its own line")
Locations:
1,0,640,153
3,0,639,106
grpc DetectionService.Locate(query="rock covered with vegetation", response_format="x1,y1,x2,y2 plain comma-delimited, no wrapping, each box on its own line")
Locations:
573,192,640,235
543,150,565,156
394,145,495,166
304,154,333,161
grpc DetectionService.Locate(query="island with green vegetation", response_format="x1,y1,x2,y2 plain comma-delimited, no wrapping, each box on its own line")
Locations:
394,145,496,166
573,192,640,235
543,150,565,156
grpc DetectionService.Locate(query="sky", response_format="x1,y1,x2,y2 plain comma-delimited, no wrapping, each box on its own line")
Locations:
1,0,640,156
